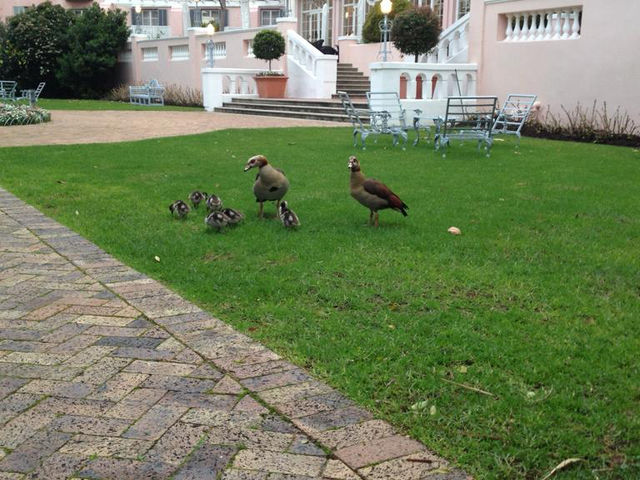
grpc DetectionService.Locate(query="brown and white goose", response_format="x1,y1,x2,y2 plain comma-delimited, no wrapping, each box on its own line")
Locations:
348,156,408,227
243,154,289,218
169,200,190,219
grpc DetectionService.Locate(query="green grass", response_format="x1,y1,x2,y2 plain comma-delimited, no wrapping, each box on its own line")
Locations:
1,130,639,479
37,98,202,111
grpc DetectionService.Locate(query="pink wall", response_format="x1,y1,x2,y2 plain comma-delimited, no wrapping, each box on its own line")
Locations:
469,0,640,121
1,0,92,19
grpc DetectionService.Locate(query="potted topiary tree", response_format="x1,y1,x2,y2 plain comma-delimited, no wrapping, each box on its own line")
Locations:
252,29,287,98
391,6,442,62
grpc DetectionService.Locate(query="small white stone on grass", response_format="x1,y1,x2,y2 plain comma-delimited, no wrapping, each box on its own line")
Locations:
447,226,461,235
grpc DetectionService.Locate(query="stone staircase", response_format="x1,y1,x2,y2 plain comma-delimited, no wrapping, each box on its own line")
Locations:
214,63,369,122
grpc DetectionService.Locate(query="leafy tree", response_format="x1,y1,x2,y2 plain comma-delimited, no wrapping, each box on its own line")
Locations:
391,6,442,62
0,2,73,95
362,0,411,44
252,29,286,73
57,3,129,98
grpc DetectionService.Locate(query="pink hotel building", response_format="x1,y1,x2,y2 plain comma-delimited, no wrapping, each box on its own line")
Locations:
2,0,639,121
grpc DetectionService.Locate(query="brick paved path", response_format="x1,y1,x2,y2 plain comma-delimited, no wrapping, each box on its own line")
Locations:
0,187,468,479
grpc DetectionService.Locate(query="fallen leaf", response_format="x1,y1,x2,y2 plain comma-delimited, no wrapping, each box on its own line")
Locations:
154,256,160,262
458,365,468,373
410,400,429,411
447,226,461,235
429,405,437,415
388,324,396,330
541,458,582,480
75,210,79,215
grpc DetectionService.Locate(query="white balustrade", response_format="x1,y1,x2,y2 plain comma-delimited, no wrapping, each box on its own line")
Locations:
132,25,171,40
201,68,264,111
423,13,469,64
286,29,337,99
503,7,581,42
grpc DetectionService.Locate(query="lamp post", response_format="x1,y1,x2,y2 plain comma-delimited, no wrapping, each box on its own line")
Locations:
206,22,215,68
379,0,392,61
134,4,142,34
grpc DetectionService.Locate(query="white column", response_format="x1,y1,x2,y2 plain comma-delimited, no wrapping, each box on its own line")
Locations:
321,3,329,45
240,0,250,29
505,14,513,41
512,14,521,41
561,11,571,39
406,76,416,99
356,0,366,41
570,9,580,39
543,11,552,40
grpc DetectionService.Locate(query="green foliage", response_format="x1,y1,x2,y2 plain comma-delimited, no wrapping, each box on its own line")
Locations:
252,29,286,72
0,103,50,126
56,4,129,99
391,6,442,62
0,2,73,96
362,0,411,44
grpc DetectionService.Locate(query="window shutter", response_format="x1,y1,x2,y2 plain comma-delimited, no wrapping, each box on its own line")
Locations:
159,9,167,26
189,9,196,27
223,9,229,27
131,7,137,25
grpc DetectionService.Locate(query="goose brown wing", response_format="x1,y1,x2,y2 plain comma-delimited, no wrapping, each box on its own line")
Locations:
363,179,408,212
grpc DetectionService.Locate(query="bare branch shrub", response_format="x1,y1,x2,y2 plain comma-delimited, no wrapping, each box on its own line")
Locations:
105,83,203,108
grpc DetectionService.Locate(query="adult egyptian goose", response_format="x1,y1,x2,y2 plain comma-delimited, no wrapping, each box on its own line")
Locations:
278,201,300,228
243,154,289,218
348,156,408,227
169,200,190,219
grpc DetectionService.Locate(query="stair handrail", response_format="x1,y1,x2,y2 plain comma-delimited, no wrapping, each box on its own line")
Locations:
286,29,337,99
423,13,470,63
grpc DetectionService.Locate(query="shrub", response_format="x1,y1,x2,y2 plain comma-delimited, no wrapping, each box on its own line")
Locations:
391,7,441,62
0,103,51,126
523,101,640,147
0,2,73,97
57,4,129,99
362,0,411,44
252,30,286,73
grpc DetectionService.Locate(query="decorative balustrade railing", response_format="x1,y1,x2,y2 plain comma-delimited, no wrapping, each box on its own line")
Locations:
204,42,227,64
503,8,582,42
202,68,265,111
423,13,470,64
131,25,171,39
286,29,337,98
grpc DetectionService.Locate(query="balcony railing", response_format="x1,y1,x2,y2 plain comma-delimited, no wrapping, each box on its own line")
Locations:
131,25,171,40
503,8,582,42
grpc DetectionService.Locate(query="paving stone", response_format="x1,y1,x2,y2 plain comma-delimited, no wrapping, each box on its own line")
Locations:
0,329,43,341
265,474,321,480
18,379,93,399
145,422,209,465
51,415,132,436
221,470,267,480
22,303,68,321
228,360,297,380
111,347,175,361
122,404,188,441
335,435,426,470
104,388,167,420
208,426,294,452
142,375,217,393
95,336,164,349
213,376,245,394
126,316,154,329
75,315,136,327
60,434,153,458
258,382,334,406
172,348,203,364
274,392,354,419
240,369,313,393
84,326,147,337
292,407,373,434
0,429,70,473
287,436,326,457
154,311,213,327
260,415,302,434
25,453,87,480
159,391,237,411
233,395,269,415
232,450,326,478
0,377,29,400
314,420,397,451
188,364,224,380
124,360,197,376
0,352,68,366
181,410,262,429
72,357,132,385
76,457,174,480
47,334,100,354
3,364,83,381
36,397,115,417
322,460,361,480
0,393,42,424
63,346,116,367
356,451,452,480
155,337,185,353
173,444,236,480
142,327,171,339
0,340,51,353
88,372,148,402
0,471,26,479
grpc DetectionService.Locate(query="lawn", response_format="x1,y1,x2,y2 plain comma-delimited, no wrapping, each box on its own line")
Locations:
0,129,638,479
38,98,202,111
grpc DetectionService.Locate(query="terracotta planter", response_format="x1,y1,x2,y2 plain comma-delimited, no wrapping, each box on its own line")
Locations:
254,75,288,98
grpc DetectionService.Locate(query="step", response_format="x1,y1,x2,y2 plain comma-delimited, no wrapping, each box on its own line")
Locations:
222,101,352,116
227,98,368,109
213,106,354,122
337,81,370,87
